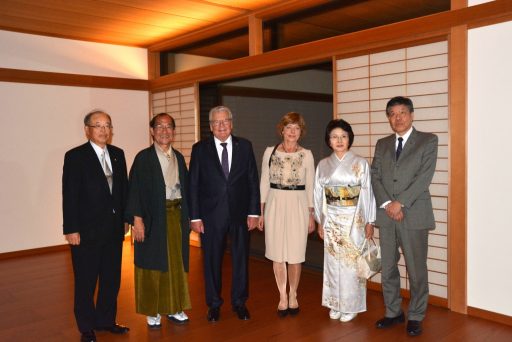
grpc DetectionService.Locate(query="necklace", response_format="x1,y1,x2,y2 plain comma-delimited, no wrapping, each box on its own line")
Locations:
281,143,298,153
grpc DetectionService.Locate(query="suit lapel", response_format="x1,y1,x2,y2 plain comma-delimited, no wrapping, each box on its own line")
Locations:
385,135,397,165
85,142,105,177
399,128,417,160
229,136,240,179
207,137,226,179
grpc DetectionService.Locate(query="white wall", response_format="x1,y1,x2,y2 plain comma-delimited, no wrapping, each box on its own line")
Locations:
0,30,149,253
468,20,512,316
0,30,148,79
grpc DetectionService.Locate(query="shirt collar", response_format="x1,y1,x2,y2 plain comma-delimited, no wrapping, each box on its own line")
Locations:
395,126,414,142
214,135,232,146
89,140,108,157
154,143,172,156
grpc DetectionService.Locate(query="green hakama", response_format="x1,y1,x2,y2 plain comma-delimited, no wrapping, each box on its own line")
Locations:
135,199,191,315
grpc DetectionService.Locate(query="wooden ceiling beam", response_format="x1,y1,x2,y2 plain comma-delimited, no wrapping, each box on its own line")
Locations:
147,0,331,52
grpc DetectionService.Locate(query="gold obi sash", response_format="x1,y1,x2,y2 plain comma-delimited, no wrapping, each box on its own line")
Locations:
324,185,360,207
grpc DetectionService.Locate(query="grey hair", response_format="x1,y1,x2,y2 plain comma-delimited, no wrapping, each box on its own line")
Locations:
209,106,233,121
84,109,111,125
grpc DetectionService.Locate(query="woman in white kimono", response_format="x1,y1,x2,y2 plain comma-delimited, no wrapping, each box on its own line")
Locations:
313,119,376,322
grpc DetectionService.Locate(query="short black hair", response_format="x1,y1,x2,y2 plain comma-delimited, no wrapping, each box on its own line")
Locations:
324,119,354,150
386,96,414,116
150,113,176,129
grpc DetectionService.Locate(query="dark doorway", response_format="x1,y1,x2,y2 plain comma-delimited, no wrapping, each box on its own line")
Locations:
199,63,333,271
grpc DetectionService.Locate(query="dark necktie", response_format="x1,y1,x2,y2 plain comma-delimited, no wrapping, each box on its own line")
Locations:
221,142,229,179
396,137,403,161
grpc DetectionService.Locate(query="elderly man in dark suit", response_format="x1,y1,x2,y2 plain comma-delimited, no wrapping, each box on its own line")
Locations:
62,110,129,342
371,96,438,337
189,105,260,322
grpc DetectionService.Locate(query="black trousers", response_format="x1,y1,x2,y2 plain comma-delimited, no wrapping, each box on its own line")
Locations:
201,222,250,309
70,238,123,332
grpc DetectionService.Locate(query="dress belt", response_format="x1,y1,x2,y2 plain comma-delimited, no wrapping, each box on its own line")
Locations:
270,183,305,191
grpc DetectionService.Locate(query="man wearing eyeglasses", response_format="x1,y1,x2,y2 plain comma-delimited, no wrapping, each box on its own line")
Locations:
188,105,260,322
62,109,129,342
126,113,191,329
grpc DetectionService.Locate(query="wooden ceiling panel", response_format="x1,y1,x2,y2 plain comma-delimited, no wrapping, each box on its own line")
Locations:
101,0,250,19
2,2,177,38
0,14,156,46
196,0,283,11
0,0,451,59
0,0,284,46
20,0,213,29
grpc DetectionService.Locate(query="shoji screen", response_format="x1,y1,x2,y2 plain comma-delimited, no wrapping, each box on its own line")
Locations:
151,86,197,163
335,41,449,300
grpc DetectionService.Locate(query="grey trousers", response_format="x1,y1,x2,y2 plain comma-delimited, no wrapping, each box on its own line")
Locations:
379,223,429,321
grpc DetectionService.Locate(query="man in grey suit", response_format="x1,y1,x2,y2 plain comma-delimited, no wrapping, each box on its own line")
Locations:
371,96,438,336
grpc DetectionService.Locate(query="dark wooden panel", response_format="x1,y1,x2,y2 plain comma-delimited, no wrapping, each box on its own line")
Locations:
0,68,149,90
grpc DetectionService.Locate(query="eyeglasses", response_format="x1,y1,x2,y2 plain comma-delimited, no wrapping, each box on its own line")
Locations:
329,135,347,141
154,124,174,130
210,119,232,127
88,124,112,130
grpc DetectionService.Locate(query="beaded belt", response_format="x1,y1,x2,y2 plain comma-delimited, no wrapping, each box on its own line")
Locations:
270,183,305,191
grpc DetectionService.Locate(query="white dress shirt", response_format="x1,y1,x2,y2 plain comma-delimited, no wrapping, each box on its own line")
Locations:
90,141,112,171
214,135,233,171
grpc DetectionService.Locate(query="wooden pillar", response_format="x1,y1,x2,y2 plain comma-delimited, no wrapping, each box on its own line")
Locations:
148,51,160,80
249,14,263,56
448,23,468,314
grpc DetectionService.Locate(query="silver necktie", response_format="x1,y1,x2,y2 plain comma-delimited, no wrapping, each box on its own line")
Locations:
102,151,113,193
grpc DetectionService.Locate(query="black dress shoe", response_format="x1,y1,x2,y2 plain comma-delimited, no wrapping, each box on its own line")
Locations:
375,312,405,329
80,330,96,342
95,323,129,334
233,305,250,320
288,306,300,316
407,320,423,336
207,307,220,322
277,308,288,318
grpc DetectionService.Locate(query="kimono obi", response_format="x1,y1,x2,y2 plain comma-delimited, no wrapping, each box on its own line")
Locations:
324,185,361,207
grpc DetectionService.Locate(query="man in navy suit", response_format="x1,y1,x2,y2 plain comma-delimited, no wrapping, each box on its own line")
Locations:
189,105,260,322
62,110,129,342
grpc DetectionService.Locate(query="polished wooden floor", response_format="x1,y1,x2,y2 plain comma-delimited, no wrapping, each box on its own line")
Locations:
1,242,512,342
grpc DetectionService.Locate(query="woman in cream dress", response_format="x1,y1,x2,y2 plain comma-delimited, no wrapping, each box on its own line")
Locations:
314,119,376,322
259,112,315,317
